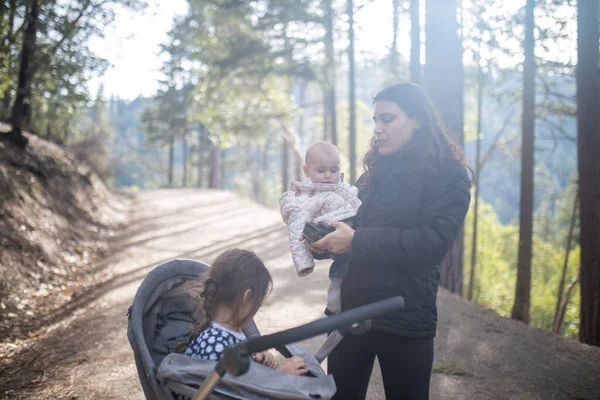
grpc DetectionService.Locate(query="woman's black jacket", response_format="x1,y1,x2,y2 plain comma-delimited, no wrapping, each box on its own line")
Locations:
335,156,471,338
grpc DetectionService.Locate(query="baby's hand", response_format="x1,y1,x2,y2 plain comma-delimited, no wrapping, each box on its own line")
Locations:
278,356,308,375
253,351,277,369
299,235,325,254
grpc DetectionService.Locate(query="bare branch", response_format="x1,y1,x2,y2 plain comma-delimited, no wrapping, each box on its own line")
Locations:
478,110,516,171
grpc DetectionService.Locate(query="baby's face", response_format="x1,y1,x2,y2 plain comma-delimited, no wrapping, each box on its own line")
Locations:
304,152,341,184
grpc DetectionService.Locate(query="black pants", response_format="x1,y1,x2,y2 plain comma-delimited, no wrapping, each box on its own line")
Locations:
328,330,434,400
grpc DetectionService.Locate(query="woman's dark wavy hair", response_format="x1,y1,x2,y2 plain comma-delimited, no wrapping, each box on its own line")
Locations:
363,82,470,180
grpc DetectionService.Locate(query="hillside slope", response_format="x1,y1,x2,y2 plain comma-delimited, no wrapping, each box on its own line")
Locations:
0,123,129,343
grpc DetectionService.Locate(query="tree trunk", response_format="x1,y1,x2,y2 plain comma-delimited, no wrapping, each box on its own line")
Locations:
322,84,329,141
553,192,579,333
9,0,40,148
468,59,484,302
390,0,400,81
348,0,357,184
220,147,227,190
168,136,174,187
182,135,188,188
0,2,5,30
252,143,262,201
424,0,464,294
45,120,51,140
63,118,71,143
410,0,420,84
260,139,271,204
577,0,600,346
1,0,17,119
297,81,307,181
196,126,205,188
324,0,337,146
209,140,221,189
555,273,580,335
511,0,535,324
282,137,289,192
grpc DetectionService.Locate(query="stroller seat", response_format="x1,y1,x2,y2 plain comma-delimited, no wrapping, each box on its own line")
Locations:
127,259,336,400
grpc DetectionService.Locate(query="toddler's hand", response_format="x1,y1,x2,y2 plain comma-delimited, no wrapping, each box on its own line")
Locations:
278,356,308,375
253,351,277,368
300,235,325,254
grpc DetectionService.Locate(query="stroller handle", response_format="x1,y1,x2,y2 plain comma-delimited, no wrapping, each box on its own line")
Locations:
238,296,404,356
192,296,404,400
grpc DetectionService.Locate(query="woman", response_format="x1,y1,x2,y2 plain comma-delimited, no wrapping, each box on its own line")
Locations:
311,83,471,399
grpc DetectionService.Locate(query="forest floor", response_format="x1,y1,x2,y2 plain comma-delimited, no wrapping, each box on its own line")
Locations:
1,130,600,400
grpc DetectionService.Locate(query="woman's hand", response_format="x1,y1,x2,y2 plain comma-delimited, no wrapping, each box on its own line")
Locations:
278,356,308,375
312,222,355,254
253,351,277,369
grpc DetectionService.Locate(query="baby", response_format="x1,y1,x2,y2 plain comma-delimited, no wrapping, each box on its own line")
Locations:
279,141,361,314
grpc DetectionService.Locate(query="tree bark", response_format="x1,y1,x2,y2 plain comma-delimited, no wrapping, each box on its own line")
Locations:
9,0,40,148
577,0,600,346
424,0,464,294
511,0,536,324
410,0,420,84
348,0,357,184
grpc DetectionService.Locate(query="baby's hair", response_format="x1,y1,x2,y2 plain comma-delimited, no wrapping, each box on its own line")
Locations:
181,249,272,349
305,141,340,166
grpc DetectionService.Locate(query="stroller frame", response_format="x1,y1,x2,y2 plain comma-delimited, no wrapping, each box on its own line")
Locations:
127,258,403,400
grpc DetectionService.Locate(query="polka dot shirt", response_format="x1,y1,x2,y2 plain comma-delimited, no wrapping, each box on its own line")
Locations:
172,323,246,400
184,322,247,361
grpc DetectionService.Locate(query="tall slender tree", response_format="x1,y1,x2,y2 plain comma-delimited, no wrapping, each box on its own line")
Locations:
553,191,578,333
324,0,338,146
468,51,485,302
424,0,464,294
390,0,400,80
410,0,420,84
512,0,536,324
348,0,357,184
576,0,600,346
8,0,39,148
0,0,18,118
196,124,206,188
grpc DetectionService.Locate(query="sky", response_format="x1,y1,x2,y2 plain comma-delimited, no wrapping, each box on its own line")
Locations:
88,0,190,100
87,0,397,101
87,0,575,101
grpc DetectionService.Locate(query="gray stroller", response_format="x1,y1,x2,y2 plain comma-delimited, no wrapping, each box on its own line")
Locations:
127,258,404,400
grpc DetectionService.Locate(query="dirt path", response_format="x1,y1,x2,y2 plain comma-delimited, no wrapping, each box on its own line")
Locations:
3,189,600,400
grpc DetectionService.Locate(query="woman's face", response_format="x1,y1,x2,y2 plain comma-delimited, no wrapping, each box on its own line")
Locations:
372,100,420,155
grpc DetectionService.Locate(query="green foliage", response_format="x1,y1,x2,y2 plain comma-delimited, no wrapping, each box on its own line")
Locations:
1,0,145,135
464,189,581,339
110,97,168,189
464,198,518,315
